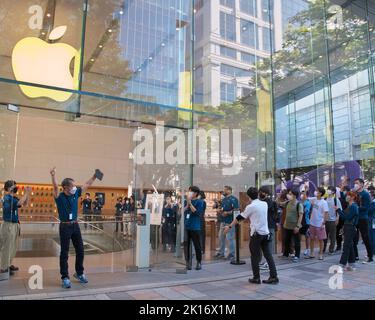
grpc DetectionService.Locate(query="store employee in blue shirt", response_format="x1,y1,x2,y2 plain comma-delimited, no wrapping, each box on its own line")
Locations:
215,186,239,260
50,167,101,289
184,186,204,271
0,181,31,278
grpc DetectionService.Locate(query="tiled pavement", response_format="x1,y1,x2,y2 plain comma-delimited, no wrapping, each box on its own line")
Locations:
1,246,374,300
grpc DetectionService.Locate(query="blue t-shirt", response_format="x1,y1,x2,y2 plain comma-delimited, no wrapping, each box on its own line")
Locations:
303,200,312,225
358,190,371,220
339,203,359,226
184,199,204,231
2,194,20,223
221,195,239,224
55,187,82,222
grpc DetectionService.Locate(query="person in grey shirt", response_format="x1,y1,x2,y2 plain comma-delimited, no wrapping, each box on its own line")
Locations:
324,186,341,255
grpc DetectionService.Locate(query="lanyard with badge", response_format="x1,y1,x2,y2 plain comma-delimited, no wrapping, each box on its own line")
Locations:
63,193,74,221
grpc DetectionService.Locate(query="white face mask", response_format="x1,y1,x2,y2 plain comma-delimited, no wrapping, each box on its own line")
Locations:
287,194,293,201
327,190,333,195
69,186,77,195
188,192,194,199
314,191,318,197
353,184,360,191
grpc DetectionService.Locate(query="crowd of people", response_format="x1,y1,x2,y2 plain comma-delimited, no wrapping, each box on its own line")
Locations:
273,177,375,272
1,169,374,288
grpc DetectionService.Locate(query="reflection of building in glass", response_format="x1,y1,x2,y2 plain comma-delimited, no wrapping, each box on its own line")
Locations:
194,0,310,107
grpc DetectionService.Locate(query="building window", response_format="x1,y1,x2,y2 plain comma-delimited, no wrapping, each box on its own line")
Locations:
262,27,271,52
261,0,273,22
221,64,252,77
220,0,235,9
241,52,256,64
240,0,257,17
240,19,258,48
221,82,236,103
220,46,237,59
220,12,236,41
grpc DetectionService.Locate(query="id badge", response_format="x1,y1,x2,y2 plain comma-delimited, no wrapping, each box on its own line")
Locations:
372,219,375,230
167,213,170,218
69,213,73,221
186,214,190,219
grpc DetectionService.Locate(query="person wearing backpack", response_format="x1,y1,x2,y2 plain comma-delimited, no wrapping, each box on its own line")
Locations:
324,186,341,255
281,189,304,262
258,186,279,270
299,190,312,257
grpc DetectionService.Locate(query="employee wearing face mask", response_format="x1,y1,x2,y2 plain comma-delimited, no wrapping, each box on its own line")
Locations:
50,167,101,289
353,178,373,264
0,181,31,279
184,186,204,270
215,186,239,260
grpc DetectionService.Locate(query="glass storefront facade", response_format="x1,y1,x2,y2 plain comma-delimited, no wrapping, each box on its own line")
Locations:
0,0,374,275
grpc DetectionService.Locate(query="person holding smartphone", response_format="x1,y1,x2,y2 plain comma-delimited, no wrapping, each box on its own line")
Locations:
50,167,103,289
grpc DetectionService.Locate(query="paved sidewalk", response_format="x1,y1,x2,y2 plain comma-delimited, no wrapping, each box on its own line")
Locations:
0,246,374,300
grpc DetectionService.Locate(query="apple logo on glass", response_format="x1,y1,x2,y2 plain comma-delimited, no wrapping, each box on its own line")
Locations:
12,26,80,102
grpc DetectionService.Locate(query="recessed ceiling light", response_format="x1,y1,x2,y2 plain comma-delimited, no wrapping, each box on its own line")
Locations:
149,57,153,60
108,29,113,33
46,13,51,17
90,58,95,62
41,32,46,35
176,27,180,31
161,43,165,46
119,10,124,15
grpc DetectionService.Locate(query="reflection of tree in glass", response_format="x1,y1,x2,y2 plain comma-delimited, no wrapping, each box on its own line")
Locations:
254,0,369,89
83,2,132,98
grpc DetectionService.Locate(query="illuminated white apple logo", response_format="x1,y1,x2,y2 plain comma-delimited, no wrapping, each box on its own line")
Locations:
12,26,80,102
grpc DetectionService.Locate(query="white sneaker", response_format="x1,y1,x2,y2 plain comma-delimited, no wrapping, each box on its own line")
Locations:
259,262,269,270
346,265,356,271
362,258,374,264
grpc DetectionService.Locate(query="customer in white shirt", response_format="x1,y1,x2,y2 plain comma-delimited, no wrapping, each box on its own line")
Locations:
224,187,278,285
306,187,329,260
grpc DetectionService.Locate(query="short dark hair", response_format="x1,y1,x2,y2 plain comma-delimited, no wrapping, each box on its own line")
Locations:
247,187,258,200
368,185,375,192
288,188,299,197
4,180,16,192
189,186,200,195
355,178,364,185
328,186,336,193
259,186,270,195
61,178,74,188
224,186,232,192
85,193,90,196
317,187,326,196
